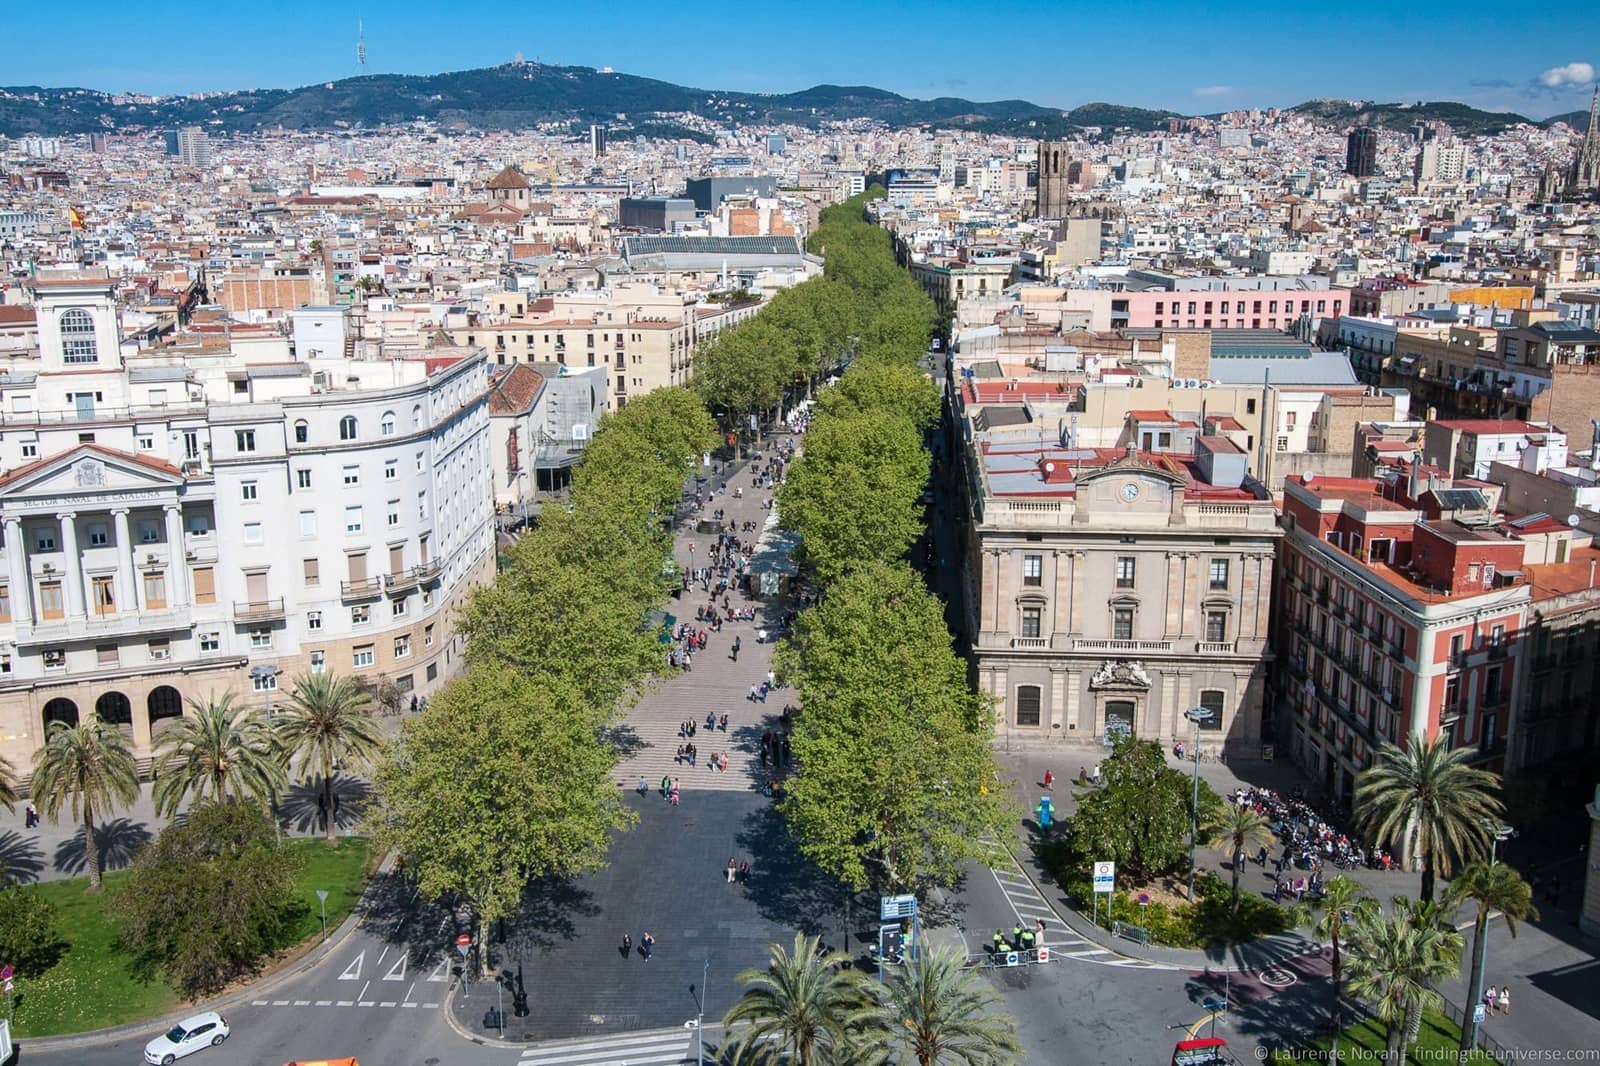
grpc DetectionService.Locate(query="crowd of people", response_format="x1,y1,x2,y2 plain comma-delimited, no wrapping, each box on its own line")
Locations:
1223,785,1395,902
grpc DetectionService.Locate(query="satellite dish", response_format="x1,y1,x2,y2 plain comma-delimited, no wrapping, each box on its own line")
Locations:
1568,513,1581,527
1303,472,1316,484
1044,461,1056,474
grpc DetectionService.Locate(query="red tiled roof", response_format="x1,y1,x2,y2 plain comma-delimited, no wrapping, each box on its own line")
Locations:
488,363,544,415
0,306,36,325
1433,419,1548,435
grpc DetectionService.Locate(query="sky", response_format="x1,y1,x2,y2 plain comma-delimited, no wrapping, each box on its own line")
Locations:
5,0,1599,119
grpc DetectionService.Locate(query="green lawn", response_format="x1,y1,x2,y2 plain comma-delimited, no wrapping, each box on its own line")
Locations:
1271,1010,1498,1065
10,837,375,1038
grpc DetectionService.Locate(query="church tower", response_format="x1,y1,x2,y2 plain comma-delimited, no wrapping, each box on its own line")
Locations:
1566,87,1600,198
1035,141,1071,219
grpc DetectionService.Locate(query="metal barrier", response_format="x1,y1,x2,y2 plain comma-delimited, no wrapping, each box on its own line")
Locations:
964,948,1053,968
1429,985,1513,1065
1112,920,1151,946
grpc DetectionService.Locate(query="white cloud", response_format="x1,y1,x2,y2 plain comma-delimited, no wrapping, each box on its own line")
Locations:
1192,85,1233,98
1539,62,1595,89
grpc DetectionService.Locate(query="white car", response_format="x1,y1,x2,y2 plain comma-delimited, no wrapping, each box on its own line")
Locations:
143,1011,230,1064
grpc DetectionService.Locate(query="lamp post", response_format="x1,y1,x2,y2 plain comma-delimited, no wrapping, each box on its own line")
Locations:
250,664,282,845
1184,706,1216,902
1489,822,1516,866
690,958,709,1066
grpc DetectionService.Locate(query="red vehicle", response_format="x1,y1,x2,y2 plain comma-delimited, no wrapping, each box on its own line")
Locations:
1170,1037,1241,1066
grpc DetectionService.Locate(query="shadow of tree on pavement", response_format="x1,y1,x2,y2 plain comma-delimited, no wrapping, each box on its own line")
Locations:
501,875,601,955
52,817,153,875
599,723,648,760
276,775,371,836
0,830,46,883
734,802,848,944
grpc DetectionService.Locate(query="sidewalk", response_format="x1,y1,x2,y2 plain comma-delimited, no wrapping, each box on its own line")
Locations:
611,436,802,796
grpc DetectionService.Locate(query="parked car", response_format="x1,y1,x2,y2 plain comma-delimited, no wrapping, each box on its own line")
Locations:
143,1012,230,1064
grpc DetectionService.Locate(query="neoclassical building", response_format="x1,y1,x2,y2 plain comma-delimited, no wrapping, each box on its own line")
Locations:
0,270,495,770
960,427,1281,754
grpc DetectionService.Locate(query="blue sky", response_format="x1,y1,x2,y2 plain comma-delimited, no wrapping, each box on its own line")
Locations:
6,0,1598,118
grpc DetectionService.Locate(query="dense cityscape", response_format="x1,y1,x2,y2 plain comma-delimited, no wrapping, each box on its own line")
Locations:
2,17,1600,1066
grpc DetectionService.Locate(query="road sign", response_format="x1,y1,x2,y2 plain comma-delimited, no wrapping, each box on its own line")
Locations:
1473,1003,1487,1024
456,933,472,947
0,965,12,981
316,890,329,903
1093,861,1115,894
1036,947,1050,963
1005,951,1019,967
880,893,917,921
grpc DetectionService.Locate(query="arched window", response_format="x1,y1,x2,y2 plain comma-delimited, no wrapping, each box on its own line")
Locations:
1015,685,1042,727
411,404,422,428
294,420,309,444
380,411,396,436
339,415,358,441
60,308,98,364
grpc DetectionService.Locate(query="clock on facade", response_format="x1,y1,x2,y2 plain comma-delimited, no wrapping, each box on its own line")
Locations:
1121,482,1140,501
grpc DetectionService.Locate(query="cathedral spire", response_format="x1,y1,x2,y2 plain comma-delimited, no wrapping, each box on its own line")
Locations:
1589,87,1599,138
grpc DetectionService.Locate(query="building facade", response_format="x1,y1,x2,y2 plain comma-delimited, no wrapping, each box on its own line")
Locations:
961,432,1281,754
0,272,495,769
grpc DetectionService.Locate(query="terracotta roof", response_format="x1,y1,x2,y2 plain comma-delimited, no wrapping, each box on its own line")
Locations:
486,166,532,191
488,363,544,415
0,443,183,489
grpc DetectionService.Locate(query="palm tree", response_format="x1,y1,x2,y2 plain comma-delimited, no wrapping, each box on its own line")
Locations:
1204,802,1275,912
1447,862,1536,1054
1345,902,1461,1062
1392,895,1465,1051
856,943,1021,1066
276,672,383,844
1354,732,1503,902
29,719,140,890
722,932,874,1066
1308,875,1375,1038
0,751,18,814
151,692,286,818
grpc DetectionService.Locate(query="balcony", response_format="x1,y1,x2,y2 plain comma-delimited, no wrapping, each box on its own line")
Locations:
1011,637,1048,649
1197,641,1235,655
387,568,420,593
1071,638,1174,653
341,577,385,602
12,606,194,646
415,559,442,584
233,597,286,623
1387,641,1406,661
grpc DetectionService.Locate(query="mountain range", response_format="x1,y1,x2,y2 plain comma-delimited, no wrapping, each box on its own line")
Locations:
0,63,1589,140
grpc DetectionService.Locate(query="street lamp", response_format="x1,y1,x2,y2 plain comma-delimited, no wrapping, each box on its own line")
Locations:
1184,706,1216,902
689,958,709,1066
250,664,282,845
1489,822,1516,866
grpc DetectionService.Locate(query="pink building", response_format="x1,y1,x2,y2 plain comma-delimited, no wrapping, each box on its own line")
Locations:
1115,289,1348,330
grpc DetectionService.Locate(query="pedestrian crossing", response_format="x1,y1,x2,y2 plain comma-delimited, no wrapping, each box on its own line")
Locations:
986,850,1174,970
514,1028,695,1066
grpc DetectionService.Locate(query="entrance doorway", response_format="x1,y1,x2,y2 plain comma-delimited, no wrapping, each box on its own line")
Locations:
1103,699,1136,745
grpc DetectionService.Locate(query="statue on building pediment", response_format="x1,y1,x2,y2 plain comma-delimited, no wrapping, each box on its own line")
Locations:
74,459,105,488
1089,659,1152,690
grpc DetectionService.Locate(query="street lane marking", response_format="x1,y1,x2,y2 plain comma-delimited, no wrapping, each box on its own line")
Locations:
315,1000,332,1006
358,1001,375,1007
338,951,364,981
402,1002,418,1008
427,956,450,982
403,980,416,1003
357,980,370,1003
336,1001,353,1007
422,1002,439,1009
294,1000,310,1006
379,1000,396,1008
252,1000,268,1006
272,1000,289,1006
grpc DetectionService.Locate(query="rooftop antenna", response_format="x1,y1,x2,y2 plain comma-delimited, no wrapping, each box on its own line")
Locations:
356,18,367,72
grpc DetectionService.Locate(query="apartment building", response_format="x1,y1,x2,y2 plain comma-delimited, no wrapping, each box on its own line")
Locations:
959,427,1281,754
0,271,495,766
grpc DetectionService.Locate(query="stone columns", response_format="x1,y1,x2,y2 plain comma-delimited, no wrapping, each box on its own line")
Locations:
112,509,136,613
1051,550,1069,638
1049,668,1067,734
1067,551,1085,636
3,518,31,626
164,505,189,607
979,549,999,635
57,513,85,619
1164,552,1185,638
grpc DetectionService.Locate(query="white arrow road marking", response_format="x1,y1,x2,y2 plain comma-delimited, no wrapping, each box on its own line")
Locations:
338,951,364,981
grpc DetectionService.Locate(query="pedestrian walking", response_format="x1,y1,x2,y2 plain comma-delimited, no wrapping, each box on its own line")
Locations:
1035,918,1046,944
1500,987,1510,1014
1043,769,1054,791
740,859,751,883
1485,987,1498,1013
641,932,654,960
726,857,737,883
621,933,632,958
638,776,647,796
766,670,776,691
660,775,671,797
670,778,681,806
749,684,760,702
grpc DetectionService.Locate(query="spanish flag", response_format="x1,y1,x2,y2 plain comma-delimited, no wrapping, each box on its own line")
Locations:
67,207,85,229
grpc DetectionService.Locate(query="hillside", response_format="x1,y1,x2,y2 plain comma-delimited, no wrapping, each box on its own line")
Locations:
1288,98,1537,135
0,64,1173,138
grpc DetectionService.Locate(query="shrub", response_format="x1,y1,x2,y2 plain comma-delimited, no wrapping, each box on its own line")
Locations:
0,885,65,976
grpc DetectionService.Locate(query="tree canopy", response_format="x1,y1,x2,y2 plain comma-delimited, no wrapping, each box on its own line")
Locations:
367,666,634,931
775,562,1009,891
1068,739,1196,882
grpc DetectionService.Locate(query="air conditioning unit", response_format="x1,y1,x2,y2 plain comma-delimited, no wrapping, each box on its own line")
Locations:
1172,379,1187,390
150,649,170,661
